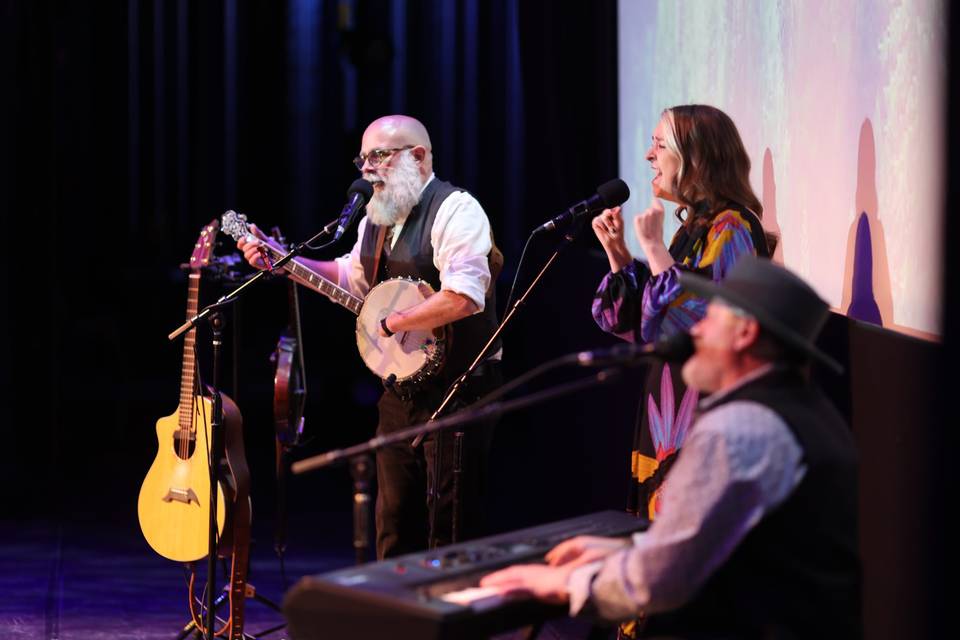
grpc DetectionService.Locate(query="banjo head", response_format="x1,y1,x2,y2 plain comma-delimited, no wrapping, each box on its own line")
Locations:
356,278,445,383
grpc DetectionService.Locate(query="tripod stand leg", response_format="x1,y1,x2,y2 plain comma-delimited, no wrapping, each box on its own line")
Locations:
184,581,285,639
175,590,230,640
238,582,284,614
240,584,287,638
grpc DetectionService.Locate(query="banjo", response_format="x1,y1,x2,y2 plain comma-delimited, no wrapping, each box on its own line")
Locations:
221,210,446,391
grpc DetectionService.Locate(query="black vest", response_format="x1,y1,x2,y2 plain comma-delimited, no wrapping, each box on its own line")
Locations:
359,178,500,390
644,368,862,639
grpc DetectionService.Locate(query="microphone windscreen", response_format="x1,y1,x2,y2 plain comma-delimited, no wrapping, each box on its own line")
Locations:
655,331,694,363
349,178,375,202
596,179,630,208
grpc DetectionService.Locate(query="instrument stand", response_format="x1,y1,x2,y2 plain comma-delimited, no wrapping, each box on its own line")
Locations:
232,584,286,639
185,312,285,639
176,584,286,640
349,455,375,564
423,219,588,547
168,266,302,640
270,238,308,586
167,217,346,640
168,489,287,633
273,444,292,585
175,589,229,640
225,537,288,640
205,312,226,640
291,362,622,474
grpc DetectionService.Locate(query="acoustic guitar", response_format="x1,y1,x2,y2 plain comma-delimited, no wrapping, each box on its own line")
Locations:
137,220,247,564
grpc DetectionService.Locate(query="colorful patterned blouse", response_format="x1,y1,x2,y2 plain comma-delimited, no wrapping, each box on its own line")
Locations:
591,205,769,523
593,208,767,345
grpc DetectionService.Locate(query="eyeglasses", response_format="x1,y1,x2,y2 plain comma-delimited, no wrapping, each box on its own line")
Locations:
353,145,414,171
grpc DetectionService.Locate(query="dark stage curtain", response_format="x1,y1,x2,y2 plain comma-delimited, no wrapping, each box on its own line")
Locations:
2,2,954,636
2,0,631,532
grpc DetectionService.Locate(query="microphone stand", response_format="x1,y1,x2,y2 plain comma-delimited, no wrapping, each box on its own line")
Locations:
414,219,588,547
292,366,623,476
167,217,338,640
289,288,675,559
349,455,374,565
290,357,625,579
169,217,343,343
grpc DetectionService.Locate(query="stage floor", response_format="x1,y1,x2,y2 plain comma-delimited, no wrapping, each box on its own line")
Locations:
0,516,354,639
1,516,605,639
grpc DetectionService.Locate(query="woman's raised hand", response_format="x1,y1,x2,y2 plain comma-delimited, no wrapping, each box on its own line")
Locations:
592,206,633,273
634,196,665,248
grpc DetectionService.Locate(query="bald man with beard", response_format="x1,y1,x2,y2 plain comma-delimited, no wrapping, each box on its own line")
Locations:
239,115,502,558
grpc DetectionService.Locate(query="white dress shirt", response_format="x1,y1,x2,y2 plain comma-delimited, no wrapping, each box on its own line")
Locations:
334,174,493,312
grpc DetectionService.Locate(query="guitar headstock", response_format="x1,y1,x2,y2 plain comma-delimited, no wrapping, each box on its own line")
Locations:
221,210,253,243
189,219,220,270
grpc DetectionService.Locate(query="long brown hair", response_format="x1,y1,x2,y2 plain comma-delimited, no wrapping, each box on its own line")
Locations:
663,105,762,227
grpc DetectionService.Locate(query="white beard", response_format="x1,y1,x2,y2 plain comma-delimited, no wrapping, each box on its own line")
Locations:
365,152,423,227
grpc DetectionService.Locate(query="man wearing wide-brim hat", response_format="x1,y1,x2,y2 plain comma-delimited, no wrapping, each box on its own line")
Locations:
482,256,862,638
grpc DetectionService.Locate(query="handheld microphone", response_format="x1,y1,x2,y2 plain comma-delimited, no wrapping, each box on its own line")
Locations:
575,332,694,367
334,179,375,241
532,178,631,235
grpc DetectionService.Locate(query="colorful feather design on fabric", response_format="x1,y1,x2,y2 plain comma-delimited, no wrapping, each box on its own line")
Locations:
646,364,699,460
644,364,699,517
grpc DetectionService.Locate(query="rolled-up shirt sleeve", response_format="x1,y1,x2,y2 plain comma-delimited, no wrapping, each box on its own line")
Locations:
430,190,492,311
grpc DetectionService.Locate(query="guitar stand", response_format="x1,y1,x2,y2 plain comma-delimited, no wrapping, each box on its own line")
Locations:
175,589,229,640
175,595,284,640
169,222,346,640
175,559,286,640
169,284,281,640
232,548,287,639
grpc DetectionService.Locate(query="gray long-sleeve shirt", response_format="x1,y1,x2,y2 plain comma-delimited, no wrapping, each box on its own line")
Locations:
568,366,806,621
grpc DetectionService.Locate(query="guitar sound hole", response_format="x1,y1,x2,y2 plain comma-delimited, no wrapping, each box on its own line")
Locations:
172,433,197,459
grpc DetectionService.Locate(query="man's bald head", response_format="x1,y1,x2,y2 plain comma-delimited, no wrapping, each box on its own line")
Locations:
360,115,433,178
365,115,432,149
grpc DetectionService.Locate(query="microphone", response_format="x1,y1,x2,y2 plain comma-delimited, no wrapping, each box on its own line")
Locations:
575,332,694,367
333,178,375,241
532,178,631,235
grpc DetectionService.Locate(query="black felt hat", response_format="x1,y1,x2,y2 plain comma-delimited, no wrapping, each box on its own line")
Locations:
678,255,843,373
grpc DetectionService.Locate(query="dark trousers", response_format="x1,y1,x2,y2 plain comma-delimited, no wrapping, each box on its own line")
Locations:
374,362,501,559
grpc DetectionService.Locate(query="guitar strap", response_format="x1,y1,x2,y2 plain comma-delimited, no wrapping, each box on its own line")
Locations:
487,229,503,297
370,225,388,286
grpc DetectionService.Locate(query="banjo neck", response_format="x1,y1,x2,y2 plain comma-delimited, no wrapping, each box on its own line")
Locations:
261,243,364,315
221,210,444,391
